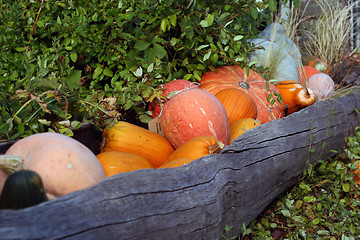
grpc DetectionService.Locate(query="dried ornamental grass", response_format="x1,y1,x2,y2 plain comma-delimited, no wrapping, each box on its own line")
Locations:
301,0,358,66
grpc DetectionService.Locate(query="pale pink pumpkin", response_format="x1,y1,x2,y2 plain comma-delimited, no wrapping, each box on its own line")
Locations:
160,88,230,148
307,73,335,100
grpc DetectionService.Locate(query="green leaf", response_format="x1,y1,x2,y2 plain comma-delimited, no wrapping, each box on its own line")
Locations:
269,0,277,13
197,44,209,51
266,93,271,102
160,18,169,32
168,14,177,26
211,53,219,64
103,67,113,77
304,196,315,202
183,74,192,80
134,40,151,51
70,52,78,62
124,99,133,110
234,35,244,41
250,6,258,19
93,65,103,79
170,37,178,46
200,20,209,28
312,218,321,225
203,51,211,61
342,183,350,192
147,63,154,73
281,209,290,217
206,14,214,26
65,70,81,90
153,43,166,59
133,67,143,77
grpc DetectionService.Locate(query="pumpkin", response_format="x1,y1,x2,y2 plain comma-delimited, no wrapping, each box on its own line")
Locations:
5,132,106,199
307,73,335,100
148,79,198,118
100,121,174,167
199,65,285,123
158,158,193,168
165,136,224,164
298,66,321,84
275,80,316,115
230,118,261,144
0,170,48,209
301,53,330,74
160,88,230,148
96,151,153,177
215,88,257,124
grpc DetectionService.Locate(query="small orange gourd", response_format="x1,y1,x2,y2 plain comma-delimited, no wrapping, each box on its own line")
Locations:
215,88,257,124
165,136,224,164
100,121,175,167
275,80,316,115
158,158,193,168
96,151,153,177
230,118,261,144
301,53,330,74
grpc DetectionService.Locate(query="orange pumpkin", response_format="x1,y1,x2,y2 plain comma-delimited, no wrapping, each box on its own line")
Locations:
275,80,316,115
96,151,153,177
160,88,230,148
298,66,321,84
158,158,194,168
215,88,257,124
199,65,285,123
230,118,261,144
165,136,224,164
100,121,174,167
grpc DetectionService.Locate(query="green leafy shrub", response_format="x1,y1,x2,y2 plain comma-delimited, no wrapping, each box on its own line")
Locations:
240,126,360,239
0,0,277,140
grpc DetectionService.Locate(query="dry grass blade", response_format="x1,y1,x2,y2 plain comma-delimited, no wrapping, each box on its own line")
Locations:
301,0,358,66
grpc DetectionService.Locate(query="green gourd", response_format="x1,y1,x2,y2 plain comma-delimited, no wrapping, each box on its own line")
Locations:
0,170,48,209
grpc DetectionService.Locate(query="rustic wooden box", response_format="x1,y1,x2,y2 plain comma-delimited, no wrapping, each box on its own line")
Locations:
0,88,359,240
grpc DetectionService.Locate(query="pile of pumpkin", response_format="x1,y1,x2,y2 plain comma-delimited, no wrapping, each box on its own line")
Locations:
0,64,343,209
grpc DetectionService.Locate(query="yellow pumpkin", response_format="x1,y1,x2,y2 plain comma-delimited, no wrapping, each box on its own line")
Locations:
158,158,194,168
215,88,257,124
165,136,224,164
275,80,316,115
100,121,175,167
96,151,153,177
230,118,261,144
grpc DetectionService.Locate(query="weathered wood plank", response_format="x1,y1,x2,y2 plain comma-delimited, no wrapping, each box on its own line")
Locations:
0,89,359,240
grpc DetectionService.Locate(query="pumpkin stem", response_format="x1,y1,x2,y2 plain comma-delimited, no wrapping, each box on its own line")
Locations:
0,155,24,175
208,141,225,154
238,82,250,90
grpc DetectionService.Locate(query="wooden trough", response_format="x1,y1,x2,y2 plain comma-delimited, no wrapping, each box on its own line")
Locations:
0,88,359,240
